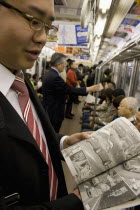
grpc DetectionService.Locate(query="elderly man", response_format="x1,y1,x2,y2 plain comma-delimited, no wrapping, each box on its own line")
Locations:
0,0,91,209
118,97,138,123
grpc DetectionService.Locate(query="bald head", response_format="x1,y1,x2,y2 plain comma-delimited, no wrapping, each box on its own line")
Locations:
118,97,138,118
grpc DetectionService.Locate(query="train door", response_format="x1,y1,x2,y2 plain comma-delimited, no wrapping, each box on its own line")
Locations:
112,62,122,87
116,62,127,90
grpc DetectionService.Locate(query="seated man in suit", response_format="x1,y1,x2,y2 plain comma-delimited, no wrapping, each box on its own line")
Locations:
0,0,92,209
42,52,100,132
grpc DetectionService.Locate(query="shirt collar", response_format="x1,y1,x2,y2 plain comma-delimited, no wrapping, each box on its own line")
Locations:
0,63,23,96
51,67,60,75
128,116,135,122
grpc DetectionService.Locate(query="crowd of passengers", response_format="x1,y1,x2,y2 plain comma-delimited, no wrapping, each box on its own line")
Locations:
80,72,140,133
25,53,140,134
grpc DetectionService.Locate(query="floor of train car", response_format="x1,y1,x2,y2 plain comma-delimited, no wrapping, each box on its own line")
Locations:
60,96,85,193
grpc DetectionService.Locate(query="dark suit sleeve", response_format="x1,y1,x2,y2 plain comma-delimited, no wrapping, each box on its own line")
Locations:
53,75,87,96
7,194,84,210
76,71,83,81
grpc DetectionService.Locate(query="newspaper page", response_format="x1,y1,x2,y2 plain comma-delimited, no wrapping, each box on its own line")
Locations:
62,117,140,184
79,155,140,210
85,94,100,104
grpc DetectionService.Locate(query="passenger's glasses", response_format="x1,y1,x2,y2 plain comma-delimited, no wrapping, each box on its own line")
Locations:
0,0,58,36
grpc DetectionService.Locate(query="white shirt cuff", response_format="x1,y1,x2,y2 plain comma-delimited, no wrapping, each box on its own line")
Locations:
60,135,69,150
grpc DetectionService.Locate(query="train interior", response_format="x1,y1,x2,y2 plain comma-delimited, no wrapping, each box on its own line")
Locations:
27,0,140,200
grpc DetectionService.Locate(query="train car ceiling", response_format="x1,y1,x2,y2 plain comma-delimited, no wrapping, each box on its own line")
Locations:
48,0,140,66
80,0,135,64
54,0,84,22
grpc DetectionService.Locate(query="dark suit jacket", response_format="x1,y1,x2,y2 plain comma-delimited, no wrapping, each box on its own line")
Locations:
0,78,83,210
42,68,87,124
76,69,85,87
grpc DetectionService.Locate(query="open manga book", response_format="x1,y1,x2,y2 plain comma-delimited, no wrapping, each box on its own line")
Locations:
62,117,140,210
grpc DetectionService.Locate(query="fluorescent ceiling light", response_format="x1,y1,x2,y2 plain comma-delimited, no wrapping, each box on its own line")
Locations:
94,36,101,47
99,0,112,14
94,15,107,36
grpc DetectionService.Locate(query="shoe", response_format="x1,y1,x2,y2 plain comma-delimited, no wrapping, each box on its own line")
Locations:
65,115,73,119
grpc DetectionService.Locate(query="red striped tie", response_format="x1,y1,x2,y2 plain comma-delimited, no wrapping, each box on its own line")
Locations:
12,76,58,200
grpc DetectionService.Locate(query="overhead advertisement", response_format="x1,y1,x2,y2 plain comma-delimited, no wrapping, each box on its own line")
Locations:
75,25,88,46
55,46,90,59
101,2,140,58
112,3,140,44
58,25,88,47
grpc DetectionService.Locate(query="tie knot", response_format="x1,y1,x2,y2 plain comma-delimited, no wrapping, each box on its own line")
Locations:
12,76,28,95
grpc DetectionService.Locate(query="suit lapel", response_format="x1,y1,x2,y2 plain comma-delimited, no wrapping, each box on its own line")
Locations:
0,91,46,161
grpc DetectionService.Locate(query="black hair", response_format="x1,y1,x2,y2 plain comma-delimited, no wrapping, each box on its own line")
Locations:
69,60,75,68
92,64,98,70
25,73,32,79
104,88,113,102
109,81,116,90
98,60,103,65
102,77,111,84
113,95,125,109
46,61,50,69
104,68,112,75
78,64,84,68
67,58,72,64
32,74,38,80
112,89,125,97
99,89,106,100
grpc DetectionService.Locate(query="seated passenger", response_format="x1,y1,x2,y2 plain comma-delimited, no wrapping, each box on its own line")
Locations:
102,68,113,83
81,89,117,131
112,88,125,100
118,97,138,123
95,88,117,124
112,95,125,120
104,81,116,90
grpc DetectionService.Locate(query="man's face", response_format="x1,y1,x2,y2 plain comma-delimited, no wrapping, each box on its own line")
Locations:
71,62,77,69
118,99,131,118
134,112,140,132
79,66,83,71
57,59,67,72
0,0,54,72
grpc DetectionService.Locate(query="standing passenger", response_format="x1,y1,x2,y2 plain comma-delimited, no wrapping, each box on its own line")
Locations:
0,0,91,209
42,53,100,132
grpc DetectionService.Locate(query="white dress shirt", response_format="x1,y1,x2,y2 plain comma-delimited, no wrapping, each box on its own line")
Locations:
0,64,66,150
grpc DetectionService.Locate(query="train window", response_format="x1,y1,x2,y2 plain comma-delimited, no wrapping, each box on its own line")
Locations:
124,62,133,96
134,60,140,105
117,62,127,90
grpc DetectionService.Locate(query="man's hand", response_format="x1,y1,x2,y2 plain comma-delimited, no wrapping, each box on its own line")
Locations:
87,84,101,92
63,132,91,149
72,189,82,200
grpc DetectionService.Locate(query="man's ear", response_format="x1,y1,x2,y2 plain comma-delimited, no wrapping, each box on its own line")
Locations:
129,107,134,115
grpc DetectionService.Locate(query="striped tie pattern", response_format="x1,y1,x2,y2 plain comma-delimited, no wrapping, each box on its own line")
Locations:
12,76,58,200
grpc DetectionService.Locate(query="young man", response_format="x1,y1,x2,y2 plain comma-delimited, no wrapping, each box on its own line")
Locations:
0,0,90,209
